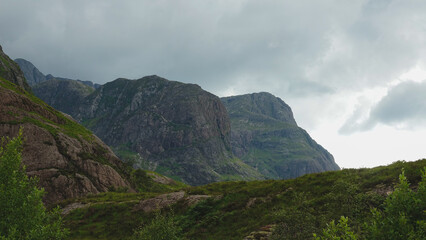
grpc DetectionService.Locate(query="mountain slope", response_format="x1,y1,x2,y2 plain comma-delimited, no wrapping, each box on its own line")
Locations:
0,46,131,204
222,92,339,179
72,76,262,185
0,46,31,92
62,158,426,240
14,58,47,86
32,78,95,114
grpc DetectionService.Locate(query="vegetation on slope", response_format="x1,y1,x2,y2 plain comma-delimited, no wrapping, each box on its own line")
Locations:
0,129,68,239
222,92,339,180
62,159,425,240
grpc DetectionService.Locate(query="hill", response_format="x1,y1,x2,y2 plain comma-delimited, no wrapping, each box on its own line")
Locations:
61,159,425,239
222,92,339,179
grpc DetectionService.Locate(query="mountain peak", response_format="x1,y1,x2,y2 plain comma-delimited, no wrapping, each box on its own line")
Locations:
14,58,47,86
222,92,297,126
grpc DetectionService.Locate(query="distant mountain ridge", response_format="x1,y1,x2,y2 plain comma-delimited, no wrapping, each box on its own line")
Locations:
14,58,100,88
17,58,339,184
222,92,339,179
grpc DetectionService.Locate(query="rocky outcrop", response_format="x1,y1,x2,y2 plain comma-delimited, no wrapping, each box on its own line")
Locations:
132,191,211,212
0,46,131,204
73,76,262,185
14,58,47,86
222,92,340,179
0,46,31,92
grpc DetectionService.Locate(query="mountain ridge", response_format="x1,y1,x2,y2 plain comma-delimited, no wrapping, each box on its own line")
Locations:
222,92,339,179
17,57,339,184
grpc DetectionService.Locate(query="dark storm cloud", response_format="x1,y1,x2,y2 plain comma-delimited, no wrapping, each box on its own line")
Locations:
1,0,426,99
0,0,350,95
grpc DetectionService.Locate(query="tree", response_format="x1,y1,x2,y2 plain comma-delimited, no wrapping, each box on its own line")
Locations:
313,168,426,240
313,216,358,240
366,168,426,240
0,128,68,239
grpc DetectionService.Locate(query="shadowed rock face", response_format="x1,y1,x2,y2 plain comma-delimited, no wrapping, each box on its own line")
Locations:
25,69,262,185
0,47,131,204
14,58,46,86
0,46,31,92
72,76,262,185
32,78,95,114
222,92,340,179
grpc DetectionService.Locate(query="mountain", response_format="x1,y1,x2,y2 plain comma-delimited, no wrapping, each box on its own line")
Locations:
32,78,95,114
14,58,46,86
71,76,262,185
20,58,338,184
14,58,100,88
221,92,340,179
0,45,131,204
0,47,31,92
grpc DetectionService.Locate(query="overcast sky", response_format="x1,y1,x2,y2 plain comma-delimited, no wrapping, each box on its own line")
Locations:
1,0,426,169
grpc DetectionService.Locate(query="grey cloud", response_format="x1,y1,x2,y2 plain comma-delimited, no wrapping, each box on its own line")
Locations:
340,81,426,134
1,0,426,106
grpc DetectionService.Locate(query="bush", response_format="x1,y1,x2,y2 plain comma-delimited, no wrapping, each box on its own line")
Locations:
130,211,182,240
313,216,358,240
313,168,426,240
0,128,68,239
365,168,426,240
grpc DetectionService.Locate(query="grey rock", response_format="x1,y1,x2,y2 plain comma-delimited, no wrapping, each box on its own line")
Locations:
14,58,46,86
222,92,340,179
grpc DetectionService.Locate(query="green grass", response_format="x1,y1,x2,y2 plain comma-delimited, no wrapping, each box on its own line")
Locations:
62,159,426,240
0,77,94,142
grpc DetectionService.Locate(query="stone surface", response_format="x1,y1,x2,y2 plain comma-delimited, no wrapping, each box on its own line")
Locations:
0,46,31,91
0,46,132,204
34,75,262,185
222,92,340,179
133,191,186,212
14,58,46,86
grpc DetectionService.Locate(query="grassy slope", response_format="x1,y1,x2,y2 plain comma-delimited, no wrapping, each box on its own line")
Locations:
63,159,426,240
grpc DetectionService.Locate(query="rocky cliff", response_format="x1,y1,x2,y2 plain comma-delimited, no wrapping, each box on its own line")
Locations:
14,58,47,86
0,46,31,92
0,46,131,204
222,92,340,179
72,76,262,185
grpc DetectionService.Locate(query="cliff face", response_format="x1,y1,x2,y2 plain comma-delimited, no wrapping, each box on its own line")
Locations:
0,47,131,204
222,92,340,179
73,76,261,185
14,58,47,86
0,46,31,92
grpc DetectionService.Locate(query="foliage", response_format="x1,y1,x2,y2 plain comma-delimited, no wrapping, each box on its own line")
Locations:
130,211,183,240
313,216,358,240
63,159,426,240
313,168,426,240
0,128,68,239
365,168,426,240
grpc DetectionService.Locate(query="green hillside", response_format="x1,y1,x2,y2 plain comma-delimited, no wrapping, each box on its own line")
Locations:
62,159,425,239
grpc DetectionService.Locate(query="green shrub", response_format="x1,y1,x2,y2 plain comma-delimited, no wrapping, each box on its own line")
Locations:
130,211,183,240
0,128,69,239
313,216,358,240
365,168,426,240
